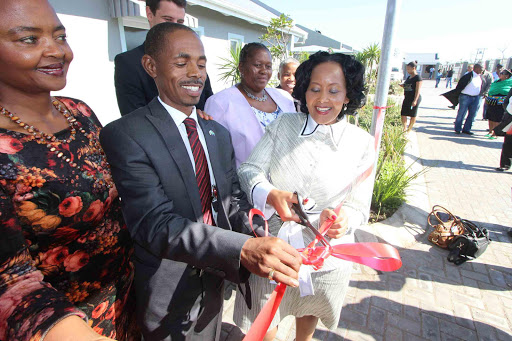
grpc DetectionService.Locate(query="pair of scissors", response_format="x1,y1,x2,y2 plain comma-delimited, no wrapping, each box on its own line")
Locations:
291,192,333,270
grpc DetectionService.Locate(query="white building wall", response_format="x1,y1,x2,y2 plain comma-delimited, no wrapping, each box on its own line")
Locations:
47,0,271,123
186,5,266,93
49,0,124,125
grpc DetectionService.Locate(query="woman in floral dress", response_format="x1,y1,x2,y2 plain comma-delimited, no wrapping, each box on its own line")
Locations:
0,0,139,340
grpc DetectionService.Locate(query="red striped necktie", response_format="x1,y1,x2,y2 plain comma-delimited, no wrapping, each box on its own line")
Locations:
184,117,215,226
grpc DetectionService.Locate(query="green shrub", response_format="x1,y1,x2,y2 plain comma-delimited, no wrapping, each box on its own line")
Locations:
357,98,426,222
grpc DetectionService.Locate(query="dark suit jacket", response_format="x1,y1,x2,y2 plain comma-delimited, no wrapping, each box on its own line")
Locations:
100,98,260,340
442,72,475,106
114,42,214,116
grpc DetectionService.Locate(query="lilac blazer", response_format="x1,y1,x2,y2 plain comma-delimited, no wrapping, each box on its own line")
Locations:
204,86,296,168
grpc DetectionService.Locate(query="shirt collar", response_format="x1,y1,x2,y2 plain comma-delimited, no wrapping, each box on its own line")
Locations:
158,97,198,126
301,114,320,136
300,114,348,147
472,71,481,78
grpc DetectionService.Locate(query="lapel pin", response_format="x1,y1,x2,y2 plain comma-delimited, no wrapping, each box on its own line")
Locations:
209,130,215,136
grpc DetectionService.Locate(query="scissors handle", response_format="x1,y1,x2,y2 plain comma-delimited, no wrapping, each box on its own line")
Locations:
291,192,330,245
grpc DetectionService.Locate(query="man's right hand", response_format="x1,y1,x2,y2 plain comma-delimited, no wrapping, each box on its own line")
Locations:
240,237,302,287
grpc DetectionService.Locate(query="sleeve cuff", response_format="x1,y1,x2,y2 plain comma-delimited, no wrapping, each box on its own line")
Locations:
251,182,277,219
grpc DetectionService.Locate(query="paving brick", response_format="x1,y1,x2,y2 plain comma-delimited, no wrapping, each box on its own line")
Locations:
402,333,430,341
384,326,403,341
422,313,441,340
345,327,383,341
471,308,508,329
487,268,508,288
339,307,367,328
450,291,485,310
388,314,421,337
439,320,478,341
368,306,387,332
440,332,467,341
452,301,475,330
460,269,491,285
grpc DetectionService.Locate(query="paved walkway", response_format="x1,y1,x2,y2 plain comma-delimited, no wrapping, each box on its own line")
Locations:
221,79,512,341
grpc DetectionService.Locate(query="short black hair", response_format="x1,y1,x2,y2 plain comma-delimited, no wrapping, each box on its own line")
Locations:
239,42,270,64
292,51,366,118
145,22,196,58
406,61,417,68
146,0,186,15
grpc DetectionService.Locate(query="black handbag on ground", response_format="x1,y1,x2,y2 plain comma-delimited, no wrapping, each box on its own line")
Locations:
447,219,491,265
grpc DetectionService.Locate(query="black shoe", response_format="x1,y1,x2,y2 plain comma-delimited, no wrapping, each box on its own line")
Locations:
462,131,474,135
496,167,510,172
455,131,461,134
449,105,456,109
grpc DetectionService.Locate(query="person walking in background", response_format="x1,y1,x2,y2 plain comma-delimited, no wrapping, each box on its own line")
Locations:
114,0,213,116
446,68,454,88
400,62,422,132
480,65,495,121
429,66,435,80
493,64,504,81
485,69,512,139
0,1,139,340
435,68,443,88
449,64,483,134
204,43,296,168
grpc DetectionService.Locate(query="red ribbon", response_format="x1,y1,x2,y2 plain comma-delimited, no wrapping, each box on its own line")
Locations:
243,105,400,340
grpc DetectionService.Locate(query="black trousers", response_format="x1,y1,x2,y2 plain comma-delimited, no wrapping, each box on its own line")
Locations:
500,134,512,169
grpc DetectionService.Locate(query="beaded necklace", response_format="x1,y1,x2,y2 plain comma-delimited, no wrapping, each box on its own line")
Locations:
242,85,268,102
0,99,113,188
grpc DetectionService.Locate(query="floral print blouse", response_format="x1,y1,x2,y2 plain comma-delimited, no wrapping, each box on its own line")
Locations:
0,97,139,341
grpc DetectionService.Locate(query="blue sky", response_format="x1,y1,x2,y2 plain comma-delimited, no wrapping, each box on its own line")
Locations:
260,0,512,62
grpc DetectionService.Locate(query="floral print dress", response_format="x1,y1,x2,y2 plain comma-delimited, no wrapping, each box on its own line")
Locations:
0,97,139,341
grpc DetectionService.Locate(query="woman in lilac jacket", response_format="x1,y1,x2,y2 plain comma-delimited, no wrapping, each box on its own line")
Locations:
205,43,296,167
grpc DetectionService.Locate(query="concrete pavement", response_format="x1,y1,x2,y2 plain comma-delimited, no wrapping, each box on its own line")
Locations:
221,79,512,341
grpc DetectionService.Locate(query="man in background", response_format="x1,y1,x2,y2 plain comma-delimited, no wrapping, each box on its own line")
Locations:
446,67,454,89
114,0,213,116
452,64,483,134
493,64,503,81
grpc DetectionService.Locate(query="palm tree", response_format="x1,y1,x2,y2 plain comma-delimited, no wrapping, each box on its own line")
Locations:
364,43,381,90
217,44,243,86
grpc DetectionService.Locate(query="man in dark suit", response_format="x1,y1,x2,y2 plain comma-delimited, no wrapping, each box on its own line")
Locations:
114,0,213,115
101,23,301,341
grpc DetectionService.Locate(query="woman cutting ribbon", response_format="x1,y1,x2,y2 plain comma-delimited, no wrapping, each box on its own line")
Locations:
234,52,374,341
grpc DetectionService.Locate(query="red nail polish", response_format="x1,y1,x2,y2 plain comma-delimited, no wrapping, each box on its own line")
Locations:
304,198,309,203
331,215,337,220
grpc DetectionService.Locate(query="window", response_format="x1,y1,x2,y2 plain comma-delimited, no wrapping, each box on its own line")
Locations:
228,33,244,51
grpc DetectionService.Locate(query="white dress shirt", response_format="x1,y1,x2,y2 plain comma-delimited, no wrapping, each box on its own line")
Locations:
461,71,482,96
158,97,218,220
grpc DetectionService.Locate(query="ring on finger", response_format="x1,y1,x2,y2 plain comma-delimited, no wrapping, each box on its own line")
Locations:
268,268,275,280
